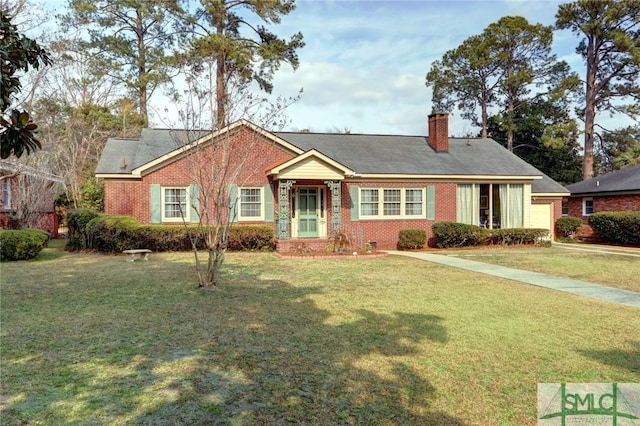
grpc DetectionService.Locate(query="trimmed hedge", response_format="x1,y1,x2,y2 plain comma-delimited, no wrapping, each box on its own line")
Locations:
0,229,49,261
86,215,142,252
589,211,640,246
556,216,583,239
66,212,275,253
432,222,487,248
432,221,550,248
485,228,549,245
398,229,427,250
228,225,276,251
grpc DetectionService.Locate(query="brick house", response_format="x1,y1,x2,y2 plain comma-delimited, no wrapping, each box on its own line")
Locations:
0,161,63,237
95,114,568,250
565,163,640,239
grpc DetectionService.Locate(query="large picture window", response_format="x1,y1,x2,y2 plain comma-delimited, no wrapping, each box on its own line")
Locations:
457,183,524,228
239,187,264,221
162,187,189,222
360,188,424,218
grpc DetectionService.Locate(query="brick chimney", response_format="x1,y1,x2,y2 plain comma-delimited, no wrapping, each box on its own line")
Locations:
428,113,449,152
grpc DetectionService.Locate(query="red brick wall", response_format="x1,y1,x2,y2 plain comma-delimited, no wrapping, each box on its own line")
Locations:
428,113,449,152
103,127,294,224
339,181,457,249
567,194,640,221
566,194,640,239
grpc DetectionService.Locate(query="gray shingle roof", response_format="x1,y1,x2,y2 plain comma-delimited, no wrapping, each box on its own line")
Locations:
96,123,567,194
275,132,546,177
565,164,640,195
95,129,209,174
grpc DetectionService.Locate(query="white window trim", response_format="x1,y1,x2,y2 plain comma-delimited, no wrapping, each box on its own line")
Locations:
238,187,265,221
360,187,425,219
161,187,190,222
583,197,594,216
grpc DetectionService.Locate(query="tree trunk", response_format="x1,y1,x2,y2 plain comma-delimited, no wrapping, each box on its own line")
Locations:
216,55,225,129
583,34,597,180
481,89,488,138
215,16,226,129
136,8,148,125
507,96,514,151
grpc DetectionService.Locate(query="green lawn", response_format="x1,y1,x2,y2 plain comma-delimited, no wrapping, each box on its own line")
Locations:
1,243,638,425
440,245,640,292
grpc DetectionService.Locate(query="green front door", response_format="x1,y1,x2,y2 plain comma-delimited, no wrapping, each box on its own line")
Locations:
298,188,318,237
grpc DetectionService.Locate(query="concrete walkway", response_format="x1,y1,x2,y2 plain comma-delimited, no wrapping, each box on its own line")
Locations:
385,250,640,309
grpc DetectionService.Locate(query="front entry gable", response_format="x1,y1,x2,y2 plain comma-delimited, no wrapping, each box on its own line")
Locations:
269,149,354,180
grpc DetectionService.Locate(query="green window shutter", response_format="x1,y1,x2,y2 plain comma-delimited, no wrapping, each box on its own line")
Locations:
189,184,200,224
228,184,238,223
426,186,436,220
150,184,161,223
350,185,359,221
264,184,274,222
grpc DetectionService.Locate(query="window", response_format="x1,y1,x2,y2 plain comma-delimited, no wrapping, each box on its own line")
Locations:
405,189,423,216
239,187,263,221
583,198,594,216
457,183,524,228
360,189,379,216
162,187,189,222
562,199,569,216
2,179,11,210
383,189,401,216
360,188,424,218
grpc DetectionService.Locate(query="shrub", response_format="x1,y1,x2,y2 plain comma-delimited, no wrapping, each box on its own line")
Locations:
589,211,640,246
486,228,549,245
86,215,141,252
398,229,427,250
432,222,487,248
66,209,102,251
432,222,549,248
556,216,583,239
228,225,275,251
73,214,275,253
0,229,49,261
137,225,202,252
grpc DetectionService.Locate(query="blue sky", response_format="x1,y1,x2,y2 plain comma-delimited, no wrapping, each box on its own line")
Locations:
34,0,614,136
259,0,584,135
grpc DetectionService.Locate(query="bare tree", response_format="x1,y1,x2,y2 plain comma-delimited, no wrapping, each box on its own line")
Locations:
0,156,63,230
163,62,299,287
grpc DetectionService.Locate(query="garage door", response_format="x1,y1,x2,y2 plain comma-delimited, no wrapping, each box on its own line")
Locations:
530,203,552,237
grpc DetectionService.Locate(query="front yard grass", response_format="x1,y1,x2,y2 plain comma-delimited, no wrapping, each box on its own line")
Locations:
441,245,640,292
1,243,638,425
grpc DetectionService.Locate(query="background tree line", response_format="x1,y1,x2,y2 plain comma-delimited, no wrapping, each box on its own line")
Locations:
1,0,303,217
426,0,640,184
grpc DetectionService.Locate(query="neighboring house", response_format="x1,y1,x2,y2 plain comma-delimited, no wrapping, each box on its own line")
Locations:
0,161,63,237
565,163,640,239
95,114,568,250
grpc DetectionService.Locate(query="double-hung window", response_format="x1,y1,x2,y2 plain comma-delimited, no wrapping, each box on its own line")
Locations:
2,179,11,210
162,187,189,222
239,187,264,221
360,188,424,218
405,189,423,216
383,189,401,216
583,198,594,216
360,189,379,216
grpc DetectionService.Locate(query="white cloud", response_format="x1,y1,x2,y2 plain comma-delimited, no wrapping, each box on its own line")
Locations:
268,0,583,135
